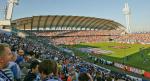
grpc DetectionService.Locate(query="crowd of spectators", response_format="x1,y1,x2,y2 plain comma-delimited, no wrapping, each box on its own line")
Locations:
34,30,122,37
33,30,123,45
116,33,150,44
34,30,150,45
0,30,149,81
53,36,109,45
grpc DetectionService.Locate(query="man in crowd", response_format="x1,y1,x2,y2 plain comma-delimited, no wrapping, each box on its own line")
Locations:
8,52,21,81
0,43,14,81
24,60,40,81
15,49,24,65
38,60,62,81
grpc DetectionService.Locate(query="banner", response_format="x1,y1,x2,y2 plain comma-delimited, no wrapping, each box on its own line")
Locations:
124,66,130,72
114,62,144,75
129,67,144,75
144,72,150,78
114,63,125,69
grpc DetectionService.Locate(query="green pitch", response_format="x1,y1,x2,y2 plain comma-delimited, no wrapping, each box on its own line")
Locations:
68,42,150,71
79,42,150,58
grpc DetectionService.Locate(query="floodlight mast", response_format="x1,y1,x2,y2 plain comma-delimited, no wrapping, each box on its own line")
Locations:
122,2,131,33
0,0,19,26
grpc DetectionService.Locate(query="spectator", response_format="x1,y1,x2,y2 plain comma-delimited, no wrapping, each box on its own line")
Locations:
8,52,21,81
0,43,14,81
15,49,24,65
24,60,40,81
38,60,61,81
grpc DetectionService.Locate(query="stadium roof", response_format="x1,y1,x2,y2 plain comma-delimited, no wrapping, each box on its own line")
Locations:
12,15,126,31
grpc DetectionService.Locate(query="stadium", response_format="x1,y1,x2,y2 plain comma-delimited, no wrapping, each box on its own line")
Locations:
0,0,150,81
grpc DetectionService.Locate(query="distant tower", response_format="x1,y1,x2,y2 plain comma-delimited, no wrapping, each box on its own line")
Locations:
0,0,19,26
122,2,131,33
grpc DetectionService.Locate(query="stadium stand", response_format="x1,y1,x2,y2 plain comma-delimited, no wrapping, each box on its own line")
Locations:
0,24,150,81
117,33,150,44
0,16,150,81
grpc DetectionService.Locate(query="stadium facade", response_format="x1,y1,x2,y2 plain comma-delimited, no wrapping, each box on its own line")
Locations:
12,15,126,31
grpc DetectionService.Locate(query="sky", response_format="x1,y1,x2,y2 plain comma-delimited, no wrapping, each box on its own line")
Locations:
11,0,150,32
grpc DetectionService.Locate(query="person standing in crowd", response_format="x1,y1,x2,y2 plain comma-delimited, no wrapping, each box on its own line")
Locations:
8,52,21,81
0,43,14,81
15,49,25,65
24,60,40,81
38,60,62,81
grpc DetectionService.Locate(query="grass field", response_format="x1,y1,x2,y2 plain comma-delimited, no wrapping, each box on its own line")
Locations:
66,42,150,72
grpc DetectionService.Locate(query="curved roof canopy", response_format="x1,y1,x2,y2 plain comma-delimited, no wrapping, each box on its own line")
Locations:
12,15,126,31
